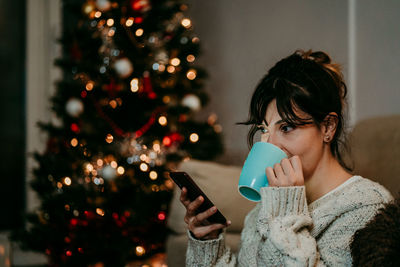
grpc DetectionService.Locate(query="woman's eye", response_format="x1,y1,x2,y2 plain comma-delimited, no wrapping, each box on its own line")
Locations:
280,125,294,133
257,125,268,134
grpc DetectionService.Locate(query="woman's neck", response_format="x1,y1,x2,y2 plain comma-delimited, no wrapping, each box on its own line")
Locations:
304,149,352,204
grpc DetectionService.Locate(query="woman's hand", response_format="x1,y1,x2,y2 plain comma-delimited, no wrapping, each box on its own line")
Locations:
266,155,304,187
180,187,231,240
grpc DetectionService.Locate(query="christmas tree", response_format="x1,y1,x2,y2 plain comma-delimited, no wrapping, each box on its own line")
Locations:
14,0,223,266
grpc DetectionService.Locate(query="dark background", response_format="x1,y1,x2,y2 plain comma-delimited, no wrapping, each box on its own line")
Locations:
0,0,26,229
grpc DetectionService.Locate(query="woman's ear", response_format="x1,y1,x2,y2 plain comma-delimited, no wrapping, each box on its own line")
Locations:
322,112,338,142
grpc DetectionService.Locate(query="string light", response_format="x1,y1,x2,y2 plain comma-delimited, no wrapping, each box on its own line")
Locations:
140,163,148,172
96,208,105,216
130,78,139,92
190,133,199,143
86,81,94,91
153,144,161,152
135,246,145,256
125,17,134,27
64,177,72,186
170,58,180,66
149,171,158,180
105,134,114,143
86,163,94,172
192,37,200,43
108,29,115,37
109,100,117,109
186,69,197,80
57,182,63,189
186,54,195,62
106,18,114,26
110,161,118,168
140,154,147,161
97,159,104,167
94,11,102,18
158,116,167,126
152,63,159,71
167,66,175,73
158,64,165,72
70,138,78,147
83,3,94,14
181,18,191,28
135,28,144,36
117,166,125,175
162,95,170,104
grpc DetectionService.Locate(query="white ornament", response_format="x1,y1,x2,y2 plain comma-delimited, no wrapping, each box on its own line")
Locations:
114,58,134,78
101,165,117,180
96,0,112,12
182,94,201,111
66,98,84,117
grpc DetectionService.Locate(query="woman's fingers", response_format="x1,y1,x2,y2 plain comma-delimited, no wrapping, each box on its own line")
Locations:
186,195,204,216
280,158,293,176
189,223,226,240
266,166,278,186
180,187,191,207
266,156,304,186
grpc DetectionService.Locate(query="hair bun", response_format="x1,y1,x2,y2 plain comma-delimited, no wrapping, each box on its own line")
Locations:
296,50,331,64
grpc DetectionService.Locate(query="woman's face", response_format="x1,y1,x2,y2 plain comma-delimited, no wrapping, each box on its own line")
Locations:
259,100,326,179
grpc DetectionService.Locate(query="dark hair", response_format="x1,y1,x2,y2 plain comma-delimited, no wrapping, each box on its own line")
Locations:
240,50,350,170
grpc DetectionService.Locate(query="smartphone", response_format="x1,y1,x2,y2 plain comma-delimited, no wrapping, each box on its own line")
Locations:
169,171,227,225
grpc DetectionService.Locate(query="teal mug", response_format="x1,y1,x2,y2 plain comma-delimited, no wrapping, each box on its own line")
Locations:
238,142,287,202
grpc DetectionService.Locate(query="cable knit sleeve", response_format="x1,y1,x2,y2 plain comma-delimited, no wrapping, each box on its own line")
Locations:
186,229,236,267
256,186,387,266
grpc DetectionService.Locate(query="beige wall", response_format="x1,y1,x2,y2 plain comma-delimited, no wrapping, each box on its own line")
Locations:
189,0,400,165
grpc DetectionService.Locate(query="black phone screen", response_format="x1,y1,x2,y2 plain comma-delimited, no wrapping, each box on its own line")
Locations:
169,171,227,225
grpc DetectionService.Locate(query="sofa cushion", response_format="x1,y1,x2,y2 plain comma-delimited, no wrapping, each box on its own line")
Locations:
347,115,400,196
167,159,256,234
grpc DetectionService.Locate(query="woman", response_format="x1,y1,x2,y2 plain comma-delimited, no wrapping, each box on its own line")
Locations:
179,50,393,266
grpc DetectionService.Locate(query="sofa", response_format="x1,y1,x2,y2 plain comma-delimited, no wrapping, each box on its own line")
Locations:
165,115,400,267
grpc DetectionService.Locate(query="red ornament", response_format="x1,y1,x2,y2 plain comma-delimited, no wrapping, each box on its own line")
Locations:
69,218,79,227
70,123,80,133
81,90,87,98
162,136,171,147
130,0,151,12
135,17,143,24
157,211,166,221
66,250,72,257
84,210,96,220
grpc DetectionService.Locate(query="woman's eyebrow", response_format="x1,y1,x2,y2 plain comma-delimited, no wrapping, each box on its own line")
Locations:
262,119,284,127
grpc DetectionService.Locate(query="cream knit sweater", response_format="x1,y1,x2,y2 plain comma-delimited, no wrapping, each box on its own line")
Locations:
186,176,393,266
